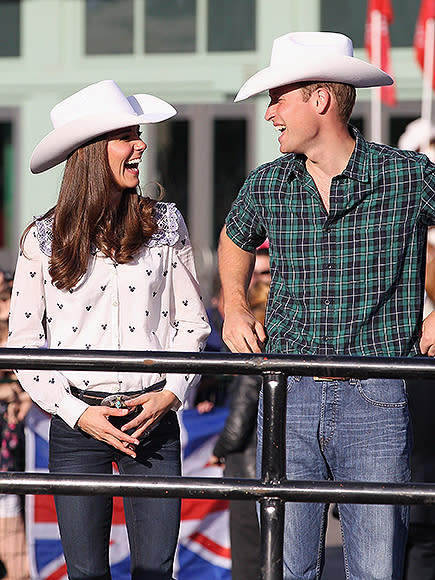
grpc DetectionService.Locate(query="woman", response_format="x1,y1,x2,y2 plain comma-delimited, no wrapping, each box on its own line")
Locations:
7,80,210,580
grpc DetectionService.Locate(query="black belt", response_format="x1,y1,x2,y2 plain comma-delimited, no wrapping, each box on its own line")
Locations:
70,380,166,407
313,377,350,381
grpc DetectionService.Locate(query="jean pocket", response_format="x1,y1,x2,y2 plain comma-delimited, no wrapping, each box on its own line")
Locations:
286,376,301,394
356,378,408,408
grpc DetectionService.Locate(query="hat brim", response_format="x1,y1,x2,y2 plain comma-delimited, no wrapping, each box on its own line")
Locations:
30,97,176,174
234,54,393,102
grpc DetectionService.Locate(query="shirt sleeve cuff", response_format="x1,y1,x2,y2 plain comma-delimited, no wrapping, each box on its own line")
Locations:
56,394,89,429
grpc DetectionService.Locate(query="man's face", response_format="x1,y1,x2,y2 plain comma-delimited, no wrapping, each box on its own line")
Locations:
264,84,317,154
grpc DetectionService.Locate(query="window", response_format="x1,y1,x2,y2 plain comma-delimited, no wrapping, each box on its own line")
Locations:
85,0,255,55
213,119,247,245
321,1,420,48
390,117,416,149
154,121,189,220
86,0,133,54
0,0,20,57
208,0,256,52
145,0,196,53
0,123,13,247
389,4,420,47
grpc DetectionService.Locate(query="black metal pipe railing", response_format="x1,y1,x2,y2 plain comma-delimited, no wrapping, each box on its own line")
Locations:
260,373,287,578
2,348,435,378
1,472,435,505
2,349,435,580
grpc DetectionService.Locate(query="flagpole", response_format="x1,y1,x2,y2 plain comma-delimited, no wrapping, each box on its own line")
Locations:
371,10,382,143
421,16,434,129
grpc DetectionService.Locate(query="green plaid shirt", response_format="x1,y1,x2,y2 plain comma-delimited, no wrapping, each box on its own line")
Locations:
225,128,435,357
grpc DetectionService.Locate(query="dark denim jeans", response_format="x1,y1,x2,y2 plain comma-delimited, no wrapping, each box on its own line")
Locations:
258,377,411,580
49,411,181,580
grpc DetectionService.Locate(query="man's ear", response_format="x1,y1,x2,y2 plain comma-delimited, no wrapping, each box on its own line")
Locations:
313,87,331,115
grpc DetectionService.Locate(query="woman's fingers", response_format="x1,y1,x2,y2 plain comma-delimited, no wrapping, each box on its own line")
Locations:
121,391,176,438
77,406,140,457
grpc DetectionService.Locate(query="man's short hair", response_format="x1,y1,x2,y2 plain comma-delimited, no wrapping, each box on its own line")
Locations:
298,82,356,123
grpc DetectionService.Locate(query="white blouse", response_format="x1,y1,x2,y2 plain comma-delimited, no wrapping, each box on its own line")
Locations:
7,202,210,429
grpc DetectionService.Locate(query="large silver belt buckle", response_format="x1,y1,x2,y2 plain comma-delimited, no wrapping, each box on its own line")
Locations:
100,394,130,408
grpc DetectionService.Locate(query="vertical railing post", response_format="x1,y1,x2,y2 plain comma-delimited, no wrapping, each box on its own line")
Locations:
260,372,287,580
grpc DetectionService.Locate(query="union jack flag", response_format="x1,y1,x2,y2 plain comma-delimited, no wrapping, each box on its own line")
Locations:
25,405,231,580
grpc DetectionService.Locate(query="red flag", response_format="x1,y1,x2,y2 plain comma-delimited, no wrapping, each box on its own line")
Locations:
414,0,435,90
365,0,396,106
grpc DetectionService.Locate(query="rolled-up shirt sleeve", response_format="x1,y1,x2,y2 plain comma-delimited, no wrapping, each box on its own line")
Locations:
225,172,267,252
7,228,88,428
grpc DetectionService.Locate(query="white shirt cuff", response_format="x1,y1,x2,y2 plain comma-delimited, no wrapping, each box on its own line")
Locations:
56,393,89,429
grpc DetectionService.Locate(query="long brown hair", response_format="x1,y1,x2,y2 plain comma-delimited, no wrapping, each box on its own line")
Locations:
21,135,158,291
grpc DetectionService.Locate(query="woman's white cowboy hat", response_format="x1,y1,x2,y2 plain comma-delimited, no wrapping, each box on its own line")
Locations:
234,31,393,102
30,80,177,174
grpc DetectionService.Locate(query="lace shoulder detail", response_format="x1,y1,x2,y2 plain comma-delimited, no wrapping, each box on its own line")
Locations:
34,214,54,257
146,202,182,248
34,202,183,255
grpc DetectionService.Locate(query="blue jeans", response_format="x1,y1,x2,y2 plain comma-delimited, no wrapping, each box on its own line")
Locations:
258,377,411,580
49,411,181,580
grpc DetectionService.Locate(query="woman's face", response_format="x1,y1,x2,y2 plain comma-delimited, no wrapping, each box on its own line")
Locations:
106,125,147,193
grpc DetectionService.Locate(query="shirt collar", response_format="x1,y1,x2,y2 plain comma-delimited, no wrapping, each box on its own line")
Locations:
285,125,370,184
341,125,370,183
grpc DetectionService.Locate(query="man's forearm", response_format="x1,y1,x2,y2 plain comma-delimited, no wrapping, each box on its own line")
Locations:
218,226,255,312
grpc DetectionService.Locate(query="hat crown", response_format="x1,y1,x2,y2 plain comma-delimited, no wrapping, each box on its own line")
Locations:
270,32,354,67
50,80,135,129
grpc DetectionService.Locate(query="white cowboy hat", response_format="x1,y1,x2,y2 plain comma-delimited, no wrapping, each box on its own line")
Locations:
234,31,393,102
30,80,177,174
398,118,435,152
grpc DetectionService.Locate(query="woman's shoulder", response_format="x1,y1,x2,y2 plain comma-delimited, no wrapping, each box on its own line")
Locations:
33,214,54,257
19,214,53,258
147,202,189,248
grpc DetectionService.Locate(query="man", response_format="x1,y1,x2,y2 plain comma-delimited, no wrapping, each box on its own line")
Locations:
218,32,435,580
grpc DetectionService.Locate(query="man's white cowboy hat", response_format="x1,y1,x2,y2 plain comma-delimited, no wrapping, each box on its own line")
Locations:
234,31,393,102
30,80,176,174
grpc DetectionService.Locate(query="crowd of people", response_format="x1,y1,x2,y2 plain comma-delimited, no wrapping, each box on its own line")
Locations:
0,28,434,580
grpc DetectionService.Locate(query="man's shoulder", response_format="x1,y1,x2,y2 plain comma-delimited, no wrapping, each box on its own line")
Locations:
245,154,298,183
368,139,431,169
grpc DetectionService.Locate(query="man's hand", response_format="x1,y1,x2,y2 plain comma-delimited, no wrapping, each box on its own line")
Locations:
222,305,267,353
218,226,266,353
121,390,177,440
420,309,435,356
77,406,140,457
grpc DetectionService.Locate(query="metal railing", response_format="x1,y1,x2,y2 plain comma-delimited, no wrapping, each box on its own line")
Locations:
1,349,435,580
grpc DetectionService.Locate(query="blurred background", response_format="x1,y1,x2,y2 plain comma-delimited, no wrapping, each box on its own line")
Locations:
0,2,433,579
0,0,431,300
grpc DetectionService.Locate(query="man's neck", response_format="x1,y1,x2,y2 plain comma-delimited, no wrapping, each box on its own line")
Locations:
305,125,355,179
303,125,356,213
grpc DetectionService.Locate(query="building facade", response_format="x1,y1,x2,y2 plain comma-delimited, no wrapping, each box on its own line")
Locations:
0,0,430,294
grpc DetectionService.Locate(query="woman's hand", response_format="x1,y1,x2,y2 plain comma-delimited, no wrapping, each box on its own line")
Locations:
77,406,140,458
121,390,178,440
